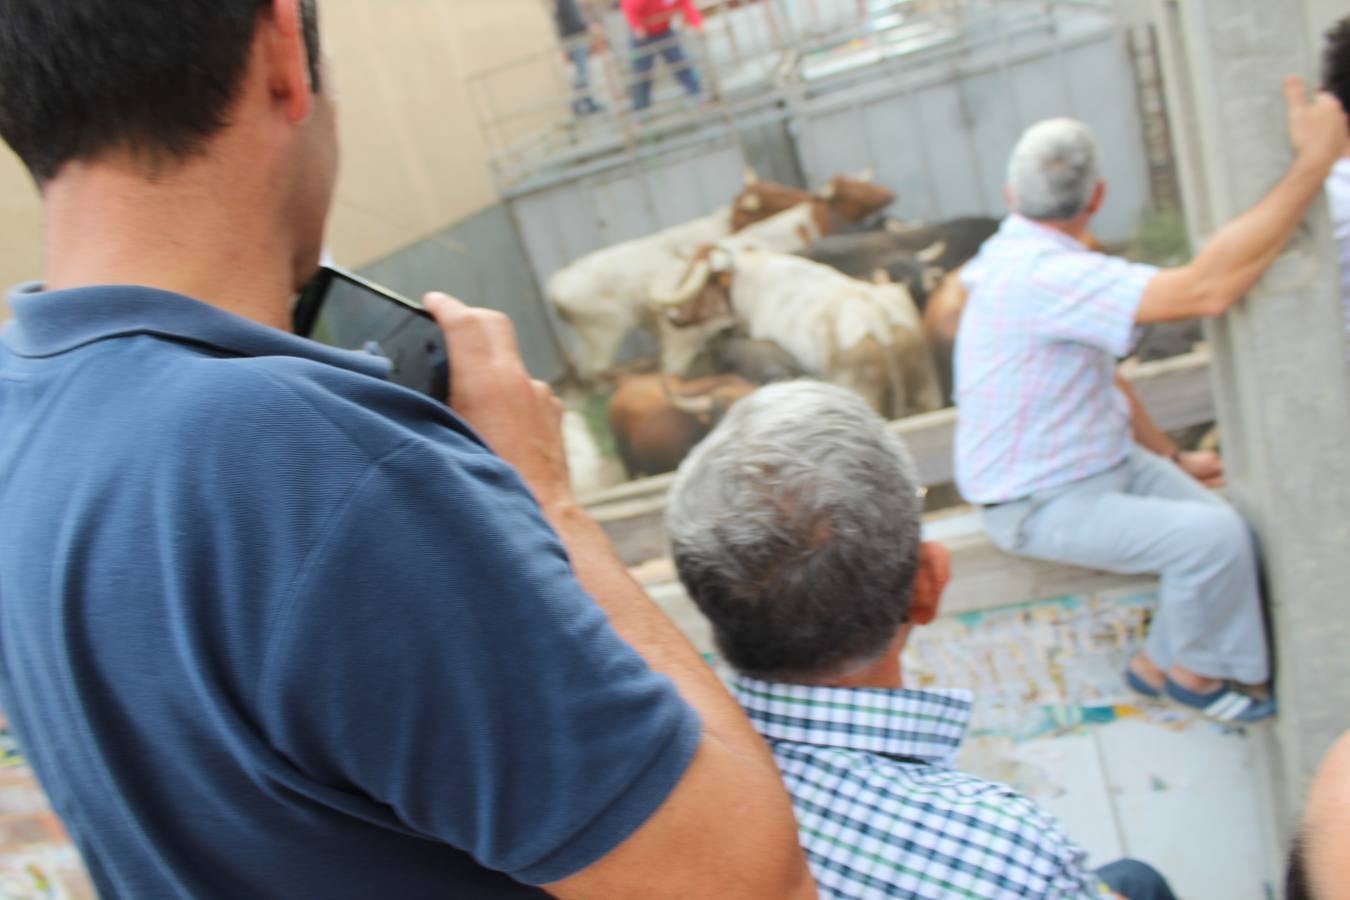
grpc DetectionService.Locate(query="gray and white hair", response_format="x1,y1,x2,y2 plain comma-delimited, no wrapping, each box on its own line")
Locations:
666,381,924,681
1006,117,1102,221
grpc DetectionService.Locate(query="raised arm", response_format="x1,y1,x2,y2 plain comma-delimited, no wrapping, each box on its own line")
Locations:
1137,76,1348,324
425,294,816,900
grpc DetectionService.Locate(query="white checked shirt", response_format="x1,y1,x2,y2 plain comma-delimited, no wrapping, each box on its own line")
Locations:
733,678,1110,899
954,215,1158,504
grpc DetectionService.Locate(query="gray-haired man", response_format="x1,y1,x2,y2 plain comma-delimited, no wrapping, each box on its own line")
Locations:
668,380,1176,900
954,80,1347,723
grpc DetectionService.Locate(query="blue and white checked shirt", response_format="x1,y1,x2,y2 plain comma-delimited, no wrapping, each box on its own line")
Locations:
733,677,1110,899
954,215,1159,504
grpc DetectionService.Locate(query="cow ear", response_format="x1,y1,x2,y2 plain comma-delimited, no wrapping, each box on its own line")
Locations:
871,268,892,285
715,271,734,289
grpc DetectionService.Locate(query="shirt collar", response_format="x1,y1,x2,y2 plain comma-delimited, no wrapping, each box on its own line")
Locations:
999,213,1090,252
3,282,391,380
731,676,972,766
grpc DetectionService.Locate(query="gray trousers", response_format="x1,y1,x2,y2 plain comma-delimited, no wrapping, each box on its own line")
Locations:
982,446,1269,684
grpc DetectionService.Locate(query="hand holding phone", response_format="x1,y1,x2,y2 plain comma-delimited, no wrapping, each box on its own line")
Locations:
422,293,573,511
294,266,450,400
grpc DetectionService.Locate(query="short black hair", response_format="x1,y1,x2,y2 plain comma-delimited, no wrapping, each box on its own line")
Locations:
0,1,321,182
1323,16,1350,116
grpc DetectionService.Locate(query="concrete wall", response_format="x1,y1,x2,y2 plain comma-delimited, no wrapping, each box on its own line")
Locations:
0,0,562,320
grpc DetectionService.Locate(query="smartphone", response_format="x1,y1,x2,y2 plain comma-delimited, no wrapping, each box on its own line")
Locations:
293,265,449,400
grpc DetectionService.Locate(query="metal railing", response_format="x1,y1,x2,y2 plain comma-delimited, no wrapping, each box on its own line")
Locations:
467,0,1116,191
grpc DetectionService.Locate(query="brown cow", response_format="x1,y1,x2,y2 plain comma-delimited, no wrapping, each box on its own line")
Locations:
608,373,757,478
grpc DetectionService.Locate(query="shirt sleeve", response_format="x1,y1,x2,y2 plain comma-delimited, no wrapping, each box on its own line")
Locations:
1020,804,1113,899
256,435,701,886
682,0,706,28
1029,251,1158,357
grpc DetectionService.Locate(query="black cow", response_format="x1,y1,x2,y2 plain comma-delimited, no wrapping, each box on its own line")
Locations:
797,216,1002,310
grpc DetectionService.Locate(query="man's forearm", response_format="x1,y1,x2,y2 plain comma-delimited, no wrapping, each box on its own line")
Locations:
1191,153,1331,312
541,498,780,765
1117,373,1177,457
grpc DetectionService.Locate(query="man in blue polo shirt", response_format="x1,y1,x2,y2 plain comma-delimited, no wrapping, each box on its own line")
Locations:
0,2,813,898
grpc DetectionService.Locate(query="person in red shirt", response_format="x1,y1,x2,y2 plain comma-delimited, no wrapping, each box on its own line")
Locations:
622,0,704,111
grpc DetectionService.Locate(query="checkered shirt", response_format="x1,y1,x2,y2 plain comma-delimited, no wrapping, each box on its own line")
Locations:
953,215,1159,504
733,677,1110,899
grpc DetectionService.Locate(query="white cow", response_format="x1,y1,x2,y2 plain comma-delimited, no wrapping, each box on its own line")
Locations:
547,177,816,380
650,247,942,421
547,174,896,380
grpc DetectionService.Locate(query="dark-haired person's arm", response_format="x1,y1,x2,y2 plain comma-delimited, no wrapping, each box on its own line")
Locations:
425,294,817,900
1137,77,1348,323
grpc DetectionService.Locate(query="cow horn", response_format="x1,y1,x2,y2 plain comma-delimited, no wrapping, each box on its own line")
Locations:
884,217,925,235
739,193,762,212
818,179,837,200
743,166,760,186
916,240,948,264
871,268,892,285
855,166,875,181
650,258,712,308
666,385,716,418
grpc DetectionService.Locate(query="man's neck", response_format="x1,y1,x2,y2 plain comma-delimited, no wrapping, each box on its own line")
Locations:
41,156,299,331
1022,211,1092,245
816,631,910,691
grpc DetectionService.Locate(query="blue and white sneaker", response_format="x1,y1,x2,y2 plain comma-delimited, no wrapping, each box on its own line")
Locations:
1164,678,1276,723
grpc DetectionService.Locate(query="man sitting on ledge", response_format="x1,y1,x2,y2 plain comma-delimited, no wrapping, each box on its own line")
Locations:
667,380,1176,900
954,80,1348,723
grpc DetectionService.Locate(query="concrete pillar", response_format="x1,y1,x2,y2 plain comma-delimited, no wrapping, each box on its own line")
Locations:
1150,0,1350,829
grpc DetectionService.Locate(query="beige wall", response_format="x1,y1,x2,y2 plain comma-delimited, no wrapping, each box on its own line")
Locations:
324,0,560,267
0,147,43,318
0,0,561,320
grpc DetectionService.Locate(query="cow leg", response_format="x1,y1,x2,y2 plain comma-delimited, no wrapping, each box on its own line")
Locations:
830,335,893,419
896,325,944,415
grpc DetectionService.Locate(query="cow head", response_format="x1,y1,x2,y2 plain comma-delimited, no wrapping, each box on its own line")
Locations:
730,174,815,232
649,245,739,377
649,245,737,329
817,171,896,229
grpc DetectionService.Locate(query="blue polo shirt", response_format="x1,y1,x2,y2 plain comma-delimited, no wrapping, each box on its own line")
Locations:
0,284,701,899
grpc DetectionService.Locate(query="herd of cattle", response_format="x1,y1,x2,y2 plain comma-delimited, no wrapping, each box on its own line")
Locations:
549,171,1196,494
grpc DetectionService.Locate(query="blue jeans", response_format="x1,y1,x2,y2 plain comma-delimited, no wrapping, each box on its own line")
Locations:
1097,859,1178,900
630,33,701,110
565,45,601,115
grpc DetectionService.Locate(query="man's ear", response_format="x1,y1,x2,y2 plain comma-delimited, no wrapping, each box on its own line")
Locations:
907,541,951,626
264,0,314,124
1003,184,1015,213
1087,180,1107,217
